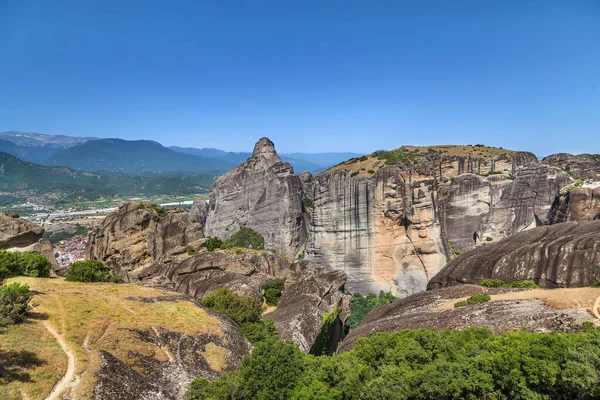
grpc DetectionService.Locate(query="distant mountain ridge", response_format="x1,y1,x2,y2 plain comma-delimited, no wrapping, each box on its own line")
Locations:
0,131,364,175
45,138,235,174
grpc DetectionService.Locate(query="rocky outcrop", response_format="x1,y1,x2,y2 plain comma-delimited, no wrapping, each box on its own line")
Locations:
265,262,351,354
133,249,351,353
0,212,60,273
86,203,203,277
204,138,308,258
190,199,209,229
543,153,600,180
338,284,594,352
428,221,600,289
549,185,600,224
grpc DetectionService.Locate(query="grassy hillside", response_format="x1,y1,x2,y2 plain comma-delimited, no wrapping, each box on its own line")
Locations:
46,139,234,174
0,152,217,203
0,277,227,400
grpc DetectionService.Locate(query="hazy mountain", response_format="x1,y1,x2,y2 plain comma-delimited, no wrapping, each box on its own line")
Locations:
0,131,95,148
46,139,235,174
0,139,59,164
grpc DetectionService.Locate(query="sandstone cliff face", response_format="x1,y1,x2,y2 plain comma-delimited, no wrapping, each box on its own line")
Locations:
548,185,600,224
543,153,600,180
427,221,600,289
86,203,203,277
204,138,308,258
0,212,60,273
338,284,595,352
305,149,560,297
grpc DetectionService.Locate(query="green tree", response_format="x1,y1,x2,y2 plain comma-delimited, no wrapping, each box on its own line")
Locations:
222,228,265,250
65,260,122,283
0,282,33,326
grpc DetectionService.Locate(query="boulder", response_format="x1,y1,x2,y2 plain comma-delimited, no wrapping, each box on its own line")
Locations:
548,185,600,224
190,199,209,229
427,221,600,289
203,138,308,258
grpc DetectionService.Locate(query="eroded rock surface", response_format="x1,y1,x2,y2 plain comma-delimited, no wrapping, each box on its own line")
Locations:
543,153,600,180
204,138,308,258
549,186,600,224
134,250,351,353
428,221,600,289
338,285,593,352
86,203,203,277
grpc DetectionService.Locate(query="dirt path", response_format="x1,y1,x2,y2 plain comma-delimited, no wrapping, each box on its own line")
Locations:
43,320,76,400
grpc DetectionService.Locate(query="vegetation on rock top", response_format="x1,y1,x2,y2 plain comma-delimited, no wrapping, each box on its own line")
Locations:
347,291,396,330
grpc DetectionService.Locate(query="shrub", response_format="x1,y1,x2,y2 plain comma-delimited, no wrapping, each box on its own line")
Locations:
350,171,359,177
485,236,493,241
202,287,275,344
261,278,284,306
480,279,505,288
348,291,396,330
202,287,262,326
455,293,491,307
206,237,223,251
302,197,314,210
184,245,197,256
367,169,375,174
136,203,168,218
592,280,600,288
0,250,51,278
65,260,122,283
222,228,264,250
0,282,33,326
359,155,368,161
19,252,51,277
506,280,539,288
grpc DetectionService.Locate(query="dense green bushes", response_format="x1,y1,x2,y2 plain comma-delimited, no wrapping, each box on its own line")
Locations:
480,279,540,289
0,282,33,326
65,260,122,283
455,293,491,307
205,228,265,252
136,202,168,218
347,291,396,330
0,250,51,279
592,280,600,288
201,287,276,344
261,279,284,306
188,326,600,400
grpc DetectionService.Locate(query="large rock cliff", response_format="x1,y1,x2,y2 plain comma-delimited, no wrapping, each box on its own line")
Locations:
548,185,600,224
203,138,308,258
306,146,550,297
543,153,600,180
427,221,600,289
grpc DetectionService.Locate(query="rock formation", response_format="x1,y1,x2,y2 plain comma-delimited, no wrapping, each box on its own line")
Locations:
338,284,595,352
190,199,209,229
203,138,308,258
133,249,351,354
543,153,600,180
427,221,600,289
305,146,552,297
548,185,600,224
0,212,60,273
86,203,203,277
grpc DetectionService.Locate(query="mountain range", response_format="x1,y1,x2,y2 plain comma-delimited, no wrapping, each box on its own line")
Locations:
0,131,362,175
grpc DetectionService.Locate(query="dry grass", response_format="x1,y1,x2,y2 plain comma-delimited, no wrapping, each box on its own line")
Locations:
328,144,517,177
1,277,225,399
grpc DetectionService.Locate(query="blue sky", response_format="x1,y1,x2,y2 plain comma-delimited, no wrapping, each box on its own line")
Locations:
0,1,598,155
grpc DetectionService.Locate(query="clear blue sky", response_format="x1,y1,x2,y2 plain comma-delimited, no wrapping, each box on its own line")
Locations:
0,1,598,155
